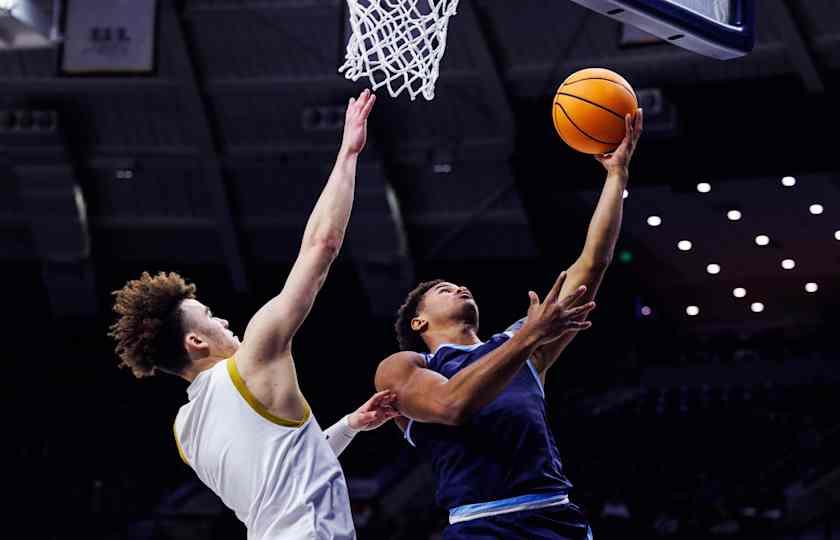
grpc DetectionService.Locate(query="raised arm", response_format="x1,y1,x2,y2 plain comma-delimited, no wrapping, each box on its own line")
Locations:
375,274,595,426
238,90,376,367
531,108,642,376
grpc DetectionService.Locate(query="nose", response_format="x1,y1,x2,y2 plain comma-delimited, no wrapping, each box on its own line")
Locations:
220,318,229,329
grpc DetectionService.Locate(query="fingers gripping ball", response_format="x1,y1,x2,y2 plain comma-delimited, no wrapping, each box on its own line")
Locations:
552,68,638,154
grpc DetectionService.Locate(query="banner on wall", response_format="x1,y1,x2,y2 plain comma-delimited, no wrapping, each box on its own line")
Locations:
61,0,157,74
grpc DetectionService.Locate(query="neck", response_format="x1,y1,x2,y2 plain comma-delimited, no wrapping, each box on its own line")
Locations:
424,322,481,355
180,354,226,382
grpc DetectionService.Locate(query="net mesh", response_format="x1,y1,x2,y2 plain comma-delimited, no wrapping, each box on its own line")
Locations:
339,0,460,101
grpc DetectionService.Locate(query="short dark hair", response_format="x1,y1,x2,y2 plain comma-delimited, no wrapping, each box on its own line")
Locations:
394,279,444,352
109,271,197,378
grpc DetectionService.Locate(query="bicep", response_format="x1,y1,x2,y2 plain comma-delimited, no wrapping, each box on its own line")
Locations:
240,244,335,363
375,354,457,425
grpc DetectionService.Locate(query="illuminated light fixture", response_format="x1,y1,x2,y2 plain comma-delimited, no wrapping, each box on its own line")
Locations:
686,305,699,316
755,235,770,246
733,287,746,298
623,189,629,199
781,176,796,187
835,230,840,241
781,259,795,270
677,240,692,251
805,282,818,293
697,182,711,193
750,302,764,313
809,204,824,215
647,215,662,227
706,263,720,274
727,210,742,221
641,306,652,316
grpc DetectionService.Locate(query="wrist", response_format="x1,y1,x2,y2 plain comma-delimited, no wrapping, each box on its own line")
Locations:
511,325,543,351
344,413,363,432
338,145,361,161
606,167,629,182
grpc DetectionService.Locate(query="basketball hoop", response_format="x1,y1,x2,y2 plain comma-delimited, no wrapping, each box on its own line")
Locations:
339,0,460,101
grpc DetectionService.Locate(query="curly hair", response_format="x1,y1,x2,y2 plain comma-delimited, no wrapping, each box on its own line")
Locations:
394,279,444,352
109,271,197,378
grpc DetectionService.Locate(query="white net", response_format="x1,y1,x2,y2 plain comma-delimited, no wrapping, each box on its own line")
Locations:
339,0,460,101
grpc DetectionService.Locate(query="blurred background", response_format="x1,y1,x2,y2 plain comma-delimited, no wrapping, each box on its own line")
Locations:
3,0,840,538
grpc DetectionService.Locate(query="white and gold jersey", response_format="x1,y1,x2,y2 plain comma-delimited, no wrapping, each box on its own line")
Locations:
173,357,355,540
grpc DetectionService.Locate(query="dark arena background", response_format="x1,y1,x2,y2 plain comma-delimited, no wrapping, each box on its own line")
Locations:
4,1,840,539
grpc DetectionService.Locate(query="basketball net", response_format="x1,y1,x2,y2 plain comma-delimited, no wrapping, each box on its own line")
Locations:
339,0,460,101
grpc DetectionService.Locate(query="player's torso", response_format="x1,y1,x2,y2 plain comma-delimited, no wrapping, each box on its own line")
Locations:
174,358,355,540
409,334,572,510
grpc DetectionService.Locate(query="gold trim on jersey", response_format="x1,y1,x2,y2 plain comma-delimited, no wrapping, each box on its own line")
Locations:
227,356,310,427
173,422,189,465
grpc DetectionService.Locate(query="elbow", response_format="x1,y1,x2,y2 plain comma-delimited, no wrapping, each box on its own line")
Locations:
308,235,341,260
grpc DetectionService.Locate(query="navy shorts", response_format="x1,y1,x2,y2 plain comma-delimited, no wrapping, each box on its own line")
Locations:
443,503,593,540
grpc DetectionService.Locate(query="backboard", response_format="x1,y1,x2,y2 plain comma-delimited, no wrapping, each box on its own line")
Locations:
568,0,755,59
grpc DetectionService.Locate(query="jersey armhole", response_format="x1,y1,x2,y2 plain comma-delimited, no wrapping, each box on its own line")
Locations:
173,422,189,466
404,419,417,447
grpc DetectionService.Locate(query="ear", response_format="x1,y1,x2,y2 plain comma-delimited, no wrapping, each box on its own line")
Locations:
410,317,428,333
184,332,209,355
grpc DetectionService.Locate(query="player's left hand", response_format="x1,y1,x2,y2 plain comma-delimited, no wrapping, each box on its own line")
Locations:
347,390,400,431
341,88,377,155
595,108,643,174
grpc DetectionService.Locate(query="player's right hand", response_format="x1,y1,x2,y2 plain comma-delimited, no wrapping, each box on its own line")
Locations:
340,88,376,156
522,271,596,345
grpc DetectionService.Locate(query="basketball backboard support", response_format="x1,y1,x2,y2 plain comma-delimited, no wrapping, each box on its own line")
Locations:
568,0,755,59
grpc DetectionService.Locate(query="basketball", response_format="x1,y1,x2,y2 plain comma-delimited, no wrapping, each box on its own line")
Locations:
552,68,638,154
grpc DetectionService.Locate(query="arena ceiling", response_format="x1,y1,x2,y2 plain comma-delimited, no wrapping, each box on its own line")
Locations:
1,0,838,335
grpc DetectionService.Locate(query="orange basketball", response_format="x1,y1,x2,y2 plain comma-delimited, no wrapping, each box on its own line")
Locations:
552,68,638,154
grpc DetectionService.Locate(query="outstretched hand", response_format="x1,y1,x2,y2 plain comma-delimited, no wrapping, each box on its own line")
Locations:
341,88,377,155
347,389,400,431
595,108,643,174
523,271,596,346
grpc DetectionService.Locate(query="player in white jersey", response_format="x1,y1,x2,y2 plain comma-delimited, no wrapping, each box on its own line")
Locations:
109,89,397,539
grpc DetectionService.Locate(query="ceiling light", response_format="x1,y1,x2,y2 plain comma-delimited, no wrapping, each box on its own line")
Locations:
647,215,662,227
810,204,824,215
706,264,720,274
755,235,770,246
697,182,711,193
750,302,764,313
677,240,692,251
781,259,795,270
733,287,746,298
623,189,629,199
686,305,699,316
641,306,652,316
727,210,742,221
781,176,796,187
805,282,818,293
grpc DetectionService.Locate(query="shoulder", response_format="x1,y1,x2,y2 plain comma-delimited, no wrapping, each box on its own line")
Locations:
375,351,427,390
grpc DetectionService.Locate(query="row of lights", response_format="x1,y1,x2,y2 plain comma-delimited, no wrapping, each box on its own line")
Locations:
627,176,801,201
635,177,829,319
683,259,803,273
648,211,829,230
682,282,821,318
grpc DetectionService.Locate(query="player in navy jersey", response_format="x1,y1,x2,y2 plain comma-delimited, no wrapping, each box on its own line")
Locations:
375,110,642,539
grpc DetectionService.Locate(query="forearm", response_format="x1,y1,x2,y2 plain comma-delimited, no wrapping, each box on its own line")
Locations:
578,169,628,268
301,148,359,251
441,330,542,419
323,415,359,457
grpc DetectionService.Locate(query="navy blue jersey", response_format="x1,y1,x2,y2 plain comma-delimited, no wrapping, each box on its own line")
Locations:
405,323,573,513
